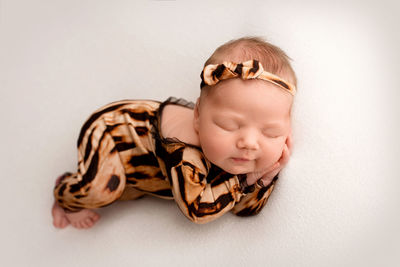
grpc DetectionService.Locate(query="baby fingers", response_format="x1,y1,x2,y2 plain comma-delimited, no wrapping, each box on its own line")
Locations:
258,161,282,185
286,133,293,155
279,144,291,166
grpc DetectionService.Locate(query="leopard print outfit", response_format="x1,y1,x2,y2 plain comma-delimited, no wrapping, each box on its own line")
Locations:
54,97,278,224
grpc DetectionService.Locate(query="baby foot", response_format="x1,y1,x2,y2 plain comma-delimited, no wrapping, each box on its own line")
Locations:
65,209,101,229
52,201,70,229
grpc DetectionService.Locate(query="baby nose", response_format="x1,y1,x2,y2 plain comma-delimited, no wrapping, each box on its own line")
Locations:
237,131,259,150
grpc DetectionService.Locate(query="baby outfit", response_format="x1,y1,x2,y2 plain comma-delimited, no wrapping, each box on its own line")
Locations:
54,97,278,224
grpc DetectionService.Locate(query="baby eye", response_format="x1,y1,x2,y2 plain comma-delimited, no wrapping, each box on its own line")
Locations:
262,130,281,138
215,121,238,131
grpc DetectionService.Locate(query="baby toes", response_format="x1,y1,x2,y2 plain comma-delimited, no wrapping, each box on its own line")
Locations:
59,217,69,228
85,218,94,227
53,214,60,227
53,214,67,229
91,213,100,222
80,221,89,228
79,222,87,229
72,222,82,229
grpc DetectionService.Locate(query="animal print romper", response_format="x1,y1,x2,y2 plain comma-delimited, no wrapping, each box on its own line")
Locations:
54,97,278,224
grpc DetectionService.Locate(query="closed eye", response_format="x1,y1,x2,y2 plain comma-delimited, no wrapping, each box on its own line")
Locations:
262,130,282,138
214,121,239,131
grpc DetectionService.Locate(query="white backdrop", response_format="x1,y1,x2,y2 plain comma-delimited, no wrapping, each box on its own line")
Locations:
1,0,399,266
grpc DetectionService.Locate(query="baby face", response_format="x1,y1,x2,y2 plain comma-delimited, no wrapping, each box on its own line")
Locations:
194,78,293,175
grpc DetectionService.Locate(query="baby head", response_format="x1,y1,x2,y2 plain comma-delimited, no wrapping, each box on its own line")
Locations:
194,37,297,175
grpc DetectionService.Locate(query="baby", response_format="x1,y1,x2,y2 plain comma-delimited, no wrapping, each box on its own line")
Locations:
52,36,297,228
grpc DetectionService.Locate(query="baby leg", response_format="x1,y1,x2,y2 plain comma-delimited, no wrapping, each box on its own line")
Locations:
53,124,127,229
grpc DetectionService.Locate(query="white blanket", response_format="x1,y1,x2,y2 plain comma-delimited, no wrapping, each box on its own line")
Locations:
1,1,399,266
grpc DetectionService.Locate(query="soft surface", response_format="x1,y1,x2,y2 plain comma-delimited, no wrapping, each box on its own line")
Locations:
1,1,399,266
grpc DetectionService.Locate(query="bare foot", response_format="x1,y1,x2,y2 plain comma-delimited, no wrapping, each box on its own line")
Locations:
52,201,70,229
52,174,100,229
65,209,101,229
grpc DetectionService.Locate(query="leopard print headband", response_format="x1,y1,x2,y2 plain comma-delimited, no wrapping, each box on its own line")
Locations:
200,59,296,96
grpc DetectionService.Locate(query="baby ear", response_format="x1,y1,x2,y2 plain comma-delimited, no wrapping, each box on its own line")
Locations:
193,98,201,132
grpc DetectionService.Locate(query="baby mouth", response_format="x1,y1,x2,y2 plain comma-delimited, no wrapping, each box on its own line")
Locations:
231,157,251,162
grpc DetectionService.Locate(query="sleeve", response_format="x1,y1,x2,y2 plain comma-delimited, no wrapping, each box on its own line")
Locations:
168,146,245,224
231,174,279,217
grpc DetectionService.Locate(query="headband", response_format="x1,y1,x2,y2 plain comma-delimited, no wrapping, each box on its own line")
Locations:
200,59,296,96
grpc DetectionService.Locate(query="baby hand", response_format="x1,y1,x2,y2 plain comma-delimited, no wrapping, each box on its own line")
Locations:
258,133,292,186
246,133,292,187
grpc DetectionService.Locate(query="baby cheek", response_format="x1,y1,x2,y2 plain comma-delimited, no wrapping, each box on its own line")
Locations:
256,154,277,169
201,131,225,154
208,132,230,151
258,142,285,166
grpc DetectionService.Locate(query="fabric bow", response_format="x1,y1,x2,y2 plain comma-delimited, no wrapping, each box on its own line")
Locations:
200,60,296,95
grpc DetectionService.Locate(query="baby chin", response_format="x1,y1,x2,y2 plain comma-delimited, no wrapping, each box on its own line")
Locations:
219,158,255,175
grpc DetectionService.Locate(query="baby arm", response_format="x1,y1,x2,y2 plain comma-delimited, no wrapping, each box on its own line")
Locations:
231,174,278,216
168,146,244,224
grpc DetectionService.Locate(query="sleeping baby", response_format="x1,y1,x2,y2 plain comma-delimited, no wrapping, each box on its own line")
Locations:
52,36,297,228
